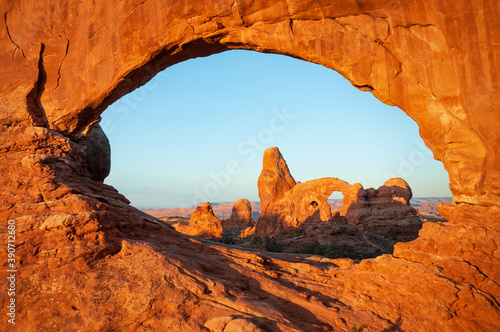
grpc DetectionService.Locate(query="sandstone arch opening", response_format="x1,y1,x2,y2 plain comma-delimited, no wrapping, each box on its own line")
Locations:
100,50,450,258
2,2,499,330
102,50,450,206
328,191,344,215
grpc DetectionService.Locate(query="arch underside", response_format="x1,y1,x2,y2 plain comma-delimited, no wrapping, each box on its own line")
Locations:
0,0,499,330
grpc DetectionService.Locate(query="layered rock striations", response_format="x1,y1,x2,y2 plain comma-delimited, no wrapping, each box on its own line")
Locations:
253,147,420,236
0,0,499,331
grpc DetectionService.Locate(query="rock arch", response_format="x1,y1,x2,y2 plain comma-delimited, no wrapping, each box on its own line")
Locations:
255,176,355,236
2,0,499,206
1,1,499,330
253,147,421,235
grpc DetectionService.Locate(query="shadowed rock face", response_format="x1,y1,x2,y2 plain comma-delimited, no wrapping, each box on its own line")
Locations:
77,123,111,182
0,1,499,331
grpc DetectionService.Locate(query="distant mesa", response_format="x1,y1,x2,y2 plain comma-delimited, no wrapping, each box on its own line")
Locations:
411,197,452,218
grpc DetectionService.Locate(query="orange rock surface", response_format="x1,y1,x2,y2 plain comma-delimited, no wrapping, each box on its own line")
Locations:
222,198,255,229
254,148,420,236
0,0,499,331
175,202,223,238
257,147,296,207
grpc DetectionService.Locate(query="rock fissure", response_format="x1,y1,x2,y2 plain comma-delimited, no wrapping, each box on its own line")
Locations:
88,24,107,40
231,0,247,27
4,12,25,58
26,43,49,127
334,16,404,81
393,23,440,31
130,0,151,14
352,83,374,91
54,36,70,90
332,14,391,42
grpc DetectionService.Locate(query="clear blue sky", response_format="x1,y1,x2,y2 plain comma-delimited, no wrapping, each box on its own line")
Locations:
101,50,451,209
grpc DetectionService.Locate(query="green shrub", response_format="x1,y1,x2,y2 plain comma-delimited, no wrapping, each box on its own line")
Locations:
344,246,356,259
325,241,339,257
221,229,240,245
251,236,263,244
287,229,305,238
264,236,283,252
299,240,326,255
388,228,402,236
362,248,384,259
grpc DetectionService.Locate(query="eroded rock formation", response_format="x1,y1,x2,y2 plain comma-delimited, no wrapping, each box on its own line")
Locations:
350,178,421,229
0,1,499,331
253,147,420,236
175,202,223,238
222,198,255,229
257,147,296,207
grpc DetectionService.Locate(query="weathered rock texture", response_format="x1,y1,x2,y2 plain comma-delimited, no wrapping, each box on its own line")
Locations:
345,178,421,229
257,147,296,207
0,1,499,331
222,198,255,229
175,202,223,238
254,148,420,236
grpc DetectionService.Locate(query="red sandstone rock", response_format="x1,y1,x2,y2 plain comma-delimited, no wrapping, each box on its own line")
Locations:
0,1,499,331
253,148,420,236
254,176,353,236
230,199,252,223
345,178,421,229
142,202,258,220
222,198,255,229
257,147,296,208
1,0,498,205
382,178,412,204
0,110,499,332
175,202,223,238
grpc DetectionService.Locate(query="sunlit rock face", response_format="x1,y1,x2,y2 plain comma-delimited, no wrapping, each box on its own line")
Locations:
253,147,420,236
175,202,224,238
221,198,255,229
0,0,499,331
257,147,297,207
